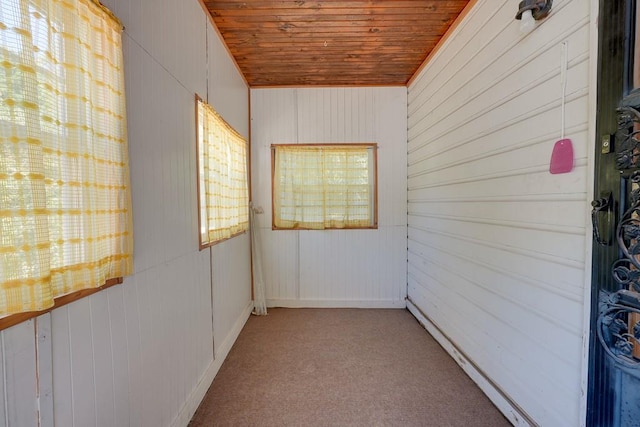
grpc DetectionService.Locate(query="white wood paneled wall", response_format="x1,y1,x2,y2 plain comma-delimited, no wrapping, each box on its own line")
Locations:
407,0,592,425
251,88,408,308
0,0,252,425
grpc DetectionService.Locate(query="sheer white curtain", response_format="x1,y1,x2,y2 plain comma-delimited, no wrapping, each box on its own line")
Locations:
0,0,132,315
196,98,249,247
272,144,377,230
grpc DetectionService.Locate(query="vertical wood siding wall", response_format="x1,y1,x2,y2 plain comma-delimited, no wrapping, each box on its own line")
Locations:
0,0,252,425
251,88,408,308
407,1,592,425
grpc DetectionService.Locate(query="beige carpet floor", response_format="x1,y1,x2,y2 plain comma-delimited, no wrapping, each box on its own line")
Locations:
189,308,511,427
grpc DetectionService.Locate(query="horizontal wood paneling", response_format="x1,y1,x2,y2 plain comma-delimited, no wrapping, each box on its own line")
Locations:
407,0,591,425
251,87,407,307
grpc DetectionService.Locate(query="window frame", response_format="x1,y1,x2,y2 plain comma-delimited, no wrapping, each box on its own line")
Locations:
0,278,122,330
195,95,250,249
271,143,378,231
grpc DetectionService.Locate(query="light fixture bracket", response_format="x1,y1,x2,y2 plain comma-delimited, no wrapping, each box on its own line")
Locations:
515,0,553,21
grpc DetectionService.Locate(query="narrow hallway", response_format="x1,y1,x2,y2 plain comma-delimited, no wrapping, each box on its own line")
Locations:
190,309,509,426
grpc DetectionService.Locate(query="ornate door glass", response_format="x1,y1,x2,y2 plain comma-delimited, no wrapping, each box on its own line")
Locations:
589,1,640,425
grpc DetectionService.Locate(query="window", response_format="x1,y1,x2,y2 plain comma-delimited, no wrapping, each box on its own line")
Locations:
196,97,249,248
0,0,132,318
272,144,377,230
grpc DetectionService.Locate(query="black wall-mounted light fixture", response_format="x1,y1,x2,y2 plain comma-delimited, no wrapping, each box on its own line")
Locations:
515,0,553,33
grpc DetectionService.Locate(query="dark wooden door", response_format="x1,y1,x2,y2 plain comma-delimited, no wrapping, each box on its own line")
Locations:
588,1,640,425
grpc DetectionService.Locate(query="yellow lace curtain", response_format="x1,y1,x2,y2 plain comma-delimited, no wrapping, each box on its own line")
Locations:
272,144,377,230
197,98,249,247
0,0,132,315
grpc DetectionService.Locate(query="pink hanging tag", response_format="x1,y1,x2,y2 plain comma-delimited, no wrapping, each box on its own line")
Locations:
549,138,573,174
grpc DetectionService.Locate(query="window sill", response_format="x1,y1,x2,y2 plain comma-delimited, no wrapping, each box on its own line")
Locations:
199,229,248,250
0,277,123,331
272,225,378,231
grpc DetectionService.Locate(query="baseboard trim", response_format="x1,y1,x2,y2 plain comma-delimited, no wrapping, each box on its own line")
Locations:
406,298,537,427
267,298,407,309
172,300,253,427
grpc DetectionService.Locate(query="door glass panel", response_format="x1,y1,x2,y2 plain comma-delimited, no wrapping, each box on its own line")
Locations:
633,6,640,360
590,2,640,424
635,2,640,88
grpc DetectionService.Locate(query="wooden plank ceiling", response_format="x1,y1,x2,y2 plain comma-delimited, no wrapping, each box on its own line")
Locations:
203,1,470,87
